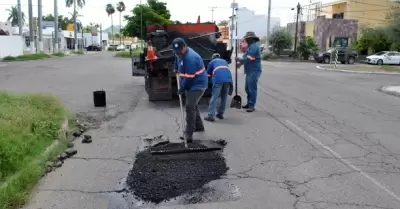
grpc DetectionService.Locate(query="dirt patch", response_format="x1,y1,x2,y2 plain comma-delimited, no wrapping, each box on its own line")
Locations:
126,140,228,204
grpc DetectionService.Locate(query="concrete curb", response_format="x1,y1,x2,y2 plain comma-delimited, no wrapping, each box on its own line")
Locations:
0,118,69,192
378,85,400,97
316,65,400,75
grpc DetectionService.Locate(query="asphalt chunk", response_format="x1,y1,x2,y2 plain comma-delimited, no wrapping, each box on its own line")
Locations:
126,141,228,204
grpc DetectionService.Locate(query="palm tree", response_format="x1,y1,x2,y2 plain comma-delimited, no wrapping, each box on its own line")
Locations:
65,0,85,8
106,3,116,44
116,1,126,44
6,6,25,26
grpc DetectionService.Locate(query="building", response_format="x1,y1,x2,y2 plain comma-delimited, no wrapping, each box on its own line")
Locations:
287,16,358,52
228,7,281,49
311,0,393,28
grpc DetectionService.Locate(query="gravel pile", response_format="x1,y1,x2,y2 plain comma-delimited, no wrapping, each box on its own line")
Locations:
126,141,228,204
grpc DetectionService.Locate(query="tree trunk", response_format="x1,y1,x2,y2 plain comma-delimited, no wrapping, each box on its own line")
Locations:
119,12,122,44
111,15,114,45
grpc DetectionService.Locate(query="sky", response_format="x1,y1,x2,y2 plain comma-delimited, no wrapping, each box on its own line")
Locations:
0,0,334,29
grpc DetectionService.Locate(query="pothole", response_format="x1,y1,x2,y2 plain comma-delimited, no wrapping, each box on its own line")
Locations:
108,137,241,208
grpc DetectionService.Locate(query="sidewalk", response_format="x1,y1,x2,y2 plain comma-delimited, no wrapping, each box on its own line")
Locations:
380,85,400,97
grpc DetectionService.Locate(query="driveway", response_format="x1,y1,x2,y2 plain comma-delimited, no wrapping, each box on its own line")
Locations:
2,56,400,209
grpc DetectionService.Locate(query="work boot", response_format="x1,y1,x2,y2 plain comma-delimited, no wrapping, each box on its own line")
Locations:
216,113,224,119
204,116,215,122
242,104,249,109
184,133,193,143
246,107,255,112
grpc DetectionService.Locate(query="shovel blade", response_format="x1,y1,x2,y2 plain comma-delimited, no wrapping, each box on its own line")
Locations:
230,95,242,109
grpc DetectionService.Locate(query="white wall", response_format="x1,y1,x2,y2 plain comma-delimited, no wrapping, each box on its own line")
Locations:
0,36,24,57
228,7,281,48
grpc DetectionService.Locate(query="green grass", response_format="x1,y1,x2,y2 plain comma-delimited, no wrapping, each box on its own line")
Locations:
114,49,143,58
72,50,85,55
52,52,65,57
2,53,51,61
0,91,68,209
107,46,116,51
330,65,400,72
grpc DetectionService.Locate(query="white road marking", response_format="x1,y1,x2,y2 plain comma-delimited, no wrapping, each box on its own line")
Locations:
286,119,400,202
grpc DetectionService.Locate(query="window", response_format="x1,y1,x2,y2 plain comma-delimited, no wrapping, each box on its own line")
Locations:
375,51,387,56
332,12,344,19
333,37,349,47
387,53,395,56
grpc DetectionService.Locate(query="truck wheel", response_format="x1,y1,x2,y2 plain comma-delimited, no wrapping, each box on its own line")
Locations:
340,61,345,64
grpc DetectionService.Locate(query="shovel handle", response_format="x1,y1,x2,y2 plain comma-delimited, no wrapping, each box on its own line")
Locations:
176,73,188,148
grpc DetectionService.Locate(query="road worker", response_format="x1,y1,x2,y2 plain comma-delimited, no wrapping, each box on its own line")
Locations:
204,53,233,122
236,31,262,112
173,37,208,142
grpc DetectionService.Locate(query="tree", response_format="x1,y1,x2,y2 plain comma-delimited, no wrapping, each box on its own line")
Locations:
106,3,116,43
65,0,85,8
268,28,292,56
43,14,73,30
355,27,391,54
297,36,318,60
217,20,229,26
122,0,172,39
6,6,26,26
116,1,126,44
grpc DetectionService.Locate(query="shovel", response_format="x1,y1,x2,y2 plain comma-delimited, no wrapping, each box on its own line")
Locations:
230,39,242,109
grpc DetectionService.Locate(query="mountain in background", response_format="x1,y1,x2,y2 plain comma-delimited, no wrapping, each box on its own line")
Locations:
102,25,124,34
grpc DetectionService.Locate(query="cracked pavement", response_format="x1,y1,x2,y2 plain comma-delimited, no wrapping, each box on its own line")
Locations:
1,55,400,209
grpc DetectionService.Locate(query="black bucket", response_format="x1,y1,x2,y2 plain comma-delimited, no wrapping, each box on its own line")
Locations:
93,90,106,107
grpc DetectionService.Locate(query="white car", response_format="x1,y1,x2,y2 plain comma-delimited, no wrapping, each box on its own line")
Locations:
116,44,126,51
366,51,400,65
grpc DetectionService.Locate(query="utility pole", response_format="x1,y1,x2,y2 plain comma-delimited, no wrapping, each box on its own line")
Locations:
140,0,143,48
54,0,59,51
294,2,301,53
17,0,23,35
73,0,78,51
266,0,271,48
28,0,34,53
230,1,238,50
38,0,43,52
100,24,103,49
210,7,217,22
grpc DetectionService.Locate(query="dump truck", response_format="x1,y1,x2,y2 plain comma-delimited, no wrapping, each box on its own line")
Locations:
131,22,232,101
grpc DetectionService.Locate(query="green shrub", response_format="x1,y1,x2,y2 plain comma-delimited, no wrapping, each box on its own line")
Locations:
52,52,65,57
114,51,131,58
72,50,84,55
262,52,276,60
2,56,17,61
108,47,116,51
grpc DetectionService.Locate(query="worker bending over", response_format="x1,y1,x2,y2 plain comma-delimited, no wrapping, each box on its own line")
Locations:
173,37,208,142
236,31,262,112
204,53,233,122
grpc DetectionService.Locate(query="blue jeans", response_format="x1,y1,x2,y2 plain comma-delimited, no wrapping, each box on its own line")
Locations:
208,82,230,117
245,71,261,108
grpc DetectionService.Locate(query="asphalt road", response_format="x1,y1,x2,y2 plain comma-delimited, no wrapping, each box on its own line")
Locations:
2,54,400,209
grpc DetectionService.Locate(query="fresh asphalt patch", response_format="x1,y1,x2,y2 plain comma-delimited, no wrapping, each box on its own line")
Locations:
107,136,241,208
127,139,229,204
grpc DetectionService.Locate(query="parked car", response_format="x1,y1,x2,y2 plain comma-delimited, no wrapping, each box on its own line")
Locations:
86,44,102,51
116,44,126,51
314,47,358,64
366,51,400,65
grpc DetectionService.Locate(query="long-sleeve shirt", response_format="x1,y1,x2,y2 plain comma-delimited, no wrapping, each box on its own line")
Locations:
238,42,262,74
174,47,208,91
206,58,232,86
